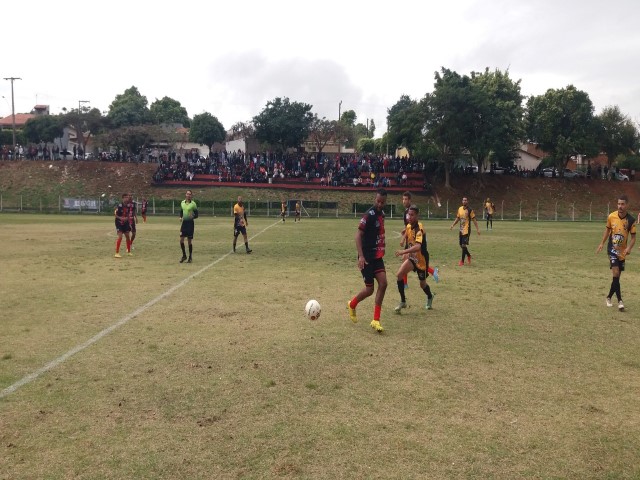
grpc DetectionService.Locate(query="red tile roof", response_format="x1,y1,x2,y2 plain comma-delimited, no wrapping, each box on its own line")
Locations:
0,113,35,127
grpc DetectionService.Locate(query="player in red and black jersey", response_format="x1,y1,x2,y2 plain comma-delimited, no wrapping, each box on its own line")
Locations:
114,193,132,258
127,193,138,248
347,188,388,333
141,197,148,223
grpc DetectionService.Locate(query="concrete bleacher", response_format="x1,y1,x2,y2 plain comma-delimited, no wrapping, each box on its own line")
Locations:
157,172,425,192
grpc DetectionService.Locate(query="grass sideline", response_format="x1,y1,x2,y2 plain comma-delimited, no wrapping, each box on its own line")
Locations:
1,214,640,479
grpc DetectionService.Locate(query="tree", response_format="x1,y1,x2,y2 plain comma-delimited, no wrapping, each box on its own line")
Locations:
252,97,314,152
525,85,596,176
308,115,336,156
420,69,473,188
150,97,190,127
467,68,525,179
386,95,423,156
189,112,226,152
23,115,64,144
94,124,173,158
107,86,152,128
596,105,640,170
60,107,105,155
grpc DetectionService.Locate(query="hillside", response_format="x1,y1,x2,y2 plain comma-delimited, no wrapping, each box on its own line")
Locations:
1,160,639,219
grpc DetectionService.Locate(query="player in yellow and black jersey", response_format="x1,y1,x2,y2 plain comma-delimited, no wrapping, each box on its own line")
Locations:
233,195,252,253
596,194,636,311
281,201,286,222
484,197,496,230
450,196,481,266
393,205,435,312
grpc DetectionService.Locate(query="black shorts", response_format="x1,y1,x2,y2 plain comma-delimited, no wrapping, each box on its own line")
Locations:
115,221,131,233
181,220,195,239
459,233,470,246
361,258,386,286
609,255,625,271
486,214,493,220
234,224,247,237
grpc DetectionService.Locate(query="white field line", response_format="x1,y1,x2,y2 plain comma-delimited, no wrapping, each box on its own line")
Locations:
0,220,282,400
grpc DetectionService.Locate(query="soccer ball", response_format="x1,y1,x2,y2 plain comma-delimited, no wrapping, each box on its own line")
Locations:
305,299,321,321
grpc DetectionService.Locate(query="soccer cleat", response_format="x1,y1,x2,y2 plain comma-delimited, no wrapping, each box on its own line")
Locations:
467,254,472,265
246,249,252,254
458,260,464,267
127,252,133,256
180,256,187,263
394,301,407,313
433,267,440,284
114,253,122,258
426,293,436,310
370,320,384,332
618,300,624,311
347,301,358,323
187,257,192,263
606,297,613,307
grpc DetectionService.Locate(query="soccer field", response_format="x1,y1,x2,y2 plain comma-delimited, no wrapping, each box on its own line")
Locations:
1,214,639,479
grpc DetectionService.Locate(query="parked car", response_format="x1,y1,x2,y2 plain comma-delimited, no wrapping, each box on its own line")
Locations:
563,169,578,178
615,171,629,181
542,167,557,178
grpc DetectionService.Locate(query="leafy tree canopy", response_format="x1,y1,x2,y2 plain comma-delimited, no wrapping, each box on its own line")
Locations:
189,112,226,149
596,105,640,167
23,115,64,144
150,97,190,127
107,86,152,128
252,97,313,152
386,94,422,155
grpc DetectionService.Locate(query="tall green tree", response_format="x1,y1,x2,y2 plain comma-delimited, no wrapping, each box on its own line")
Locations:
150,97,190,127
23,115,64,144
421,69,473,188
467,68,525,179
189,112,226,152
60,107,105,154
525,85,596,176
386,95,422,156
107,86,152,128
252,97,313,152
308,116,336,156
596,105,640,169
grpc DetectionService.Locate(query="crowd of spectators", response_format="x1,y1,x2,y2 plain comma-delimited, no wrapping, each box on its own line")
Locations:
152,150,425,188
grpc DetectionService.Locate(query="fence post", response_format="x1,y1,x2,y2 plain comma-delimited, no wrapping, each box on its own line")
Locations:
0,194,2,212
519,201,522,221
589,202,592,221
59,195,61,212
555,201,558,221
172,200,175,216
446,200,449,220
40,198,42,213
572,203,575,221
153,197,156,215
501,200,504,221
536,202,539,222
20,195,23,211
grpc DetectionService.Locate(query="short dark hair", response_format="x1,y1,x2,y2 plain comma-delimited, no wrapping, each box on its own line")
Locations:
377,188,388,197
408,204,420,213
403,191,412,199
619,194,629,203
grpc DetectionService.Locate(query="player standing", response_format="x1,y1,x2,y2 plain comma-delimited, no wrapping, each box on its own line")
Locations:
127,193,138,249
450,196,481,266
347,188,388,333
394,205,435,312
114,193,132,258
596,194,636,311
233,195,252,253
401,192,439,284
179,190,198,263
294,201,301,222
281,201,286,222
141,197,148,223
484,197,496,230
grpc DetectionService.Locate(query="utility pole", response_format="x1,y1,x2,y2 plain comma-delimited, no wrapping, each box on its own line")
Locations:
3,77,22,151
338,100,342,157
78,100,90,158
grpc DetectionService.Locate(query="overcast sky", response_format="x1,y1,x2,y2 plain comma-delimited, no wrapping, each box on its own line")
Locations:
3,0,639,137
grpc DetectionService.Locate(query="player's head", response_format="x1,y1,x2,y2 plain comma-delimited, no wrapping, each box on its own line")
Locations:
486,197,491,202
374,189,388,212
185,190,193,200
617,194,629,214
121,193,128,200
402,191,412,208
408,204,420,222
462,197,469,206
238,195,243,205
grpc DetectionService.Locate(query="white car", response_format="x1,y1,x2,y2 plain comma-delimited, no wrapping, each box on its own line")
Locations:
615,172,629,181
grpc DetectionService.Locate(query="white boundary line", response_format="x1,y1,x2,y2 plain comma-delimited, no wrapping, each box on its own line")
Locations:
0,220,281,400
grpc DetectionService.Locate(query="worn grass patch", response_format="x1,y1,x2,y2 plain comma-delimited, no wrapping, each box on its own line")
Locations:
1,214,640,479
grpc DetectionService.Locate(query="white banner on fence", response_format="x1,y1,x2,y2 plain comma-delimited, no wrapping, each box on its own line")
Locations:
63,198,99,211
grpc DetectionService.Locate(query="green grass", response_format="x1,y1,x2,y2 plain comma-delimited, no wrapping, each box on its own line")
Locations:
1,214,640,479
